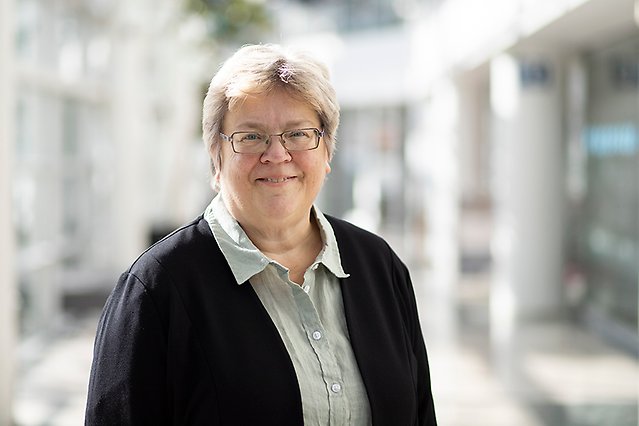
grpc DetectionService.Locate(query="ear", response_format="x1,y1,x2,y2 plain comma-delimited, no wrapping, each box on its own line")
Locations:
325,161,331,175
210,144,223,188
212,168,221,192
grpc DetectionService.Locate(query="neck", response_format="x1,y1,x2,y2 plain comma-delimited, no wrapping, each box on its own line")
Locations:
239,210,323,285
240,209,316,254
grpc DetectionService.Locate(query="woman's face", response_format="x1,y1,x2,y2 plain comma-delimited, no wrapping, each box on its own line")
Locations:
215,88,331,229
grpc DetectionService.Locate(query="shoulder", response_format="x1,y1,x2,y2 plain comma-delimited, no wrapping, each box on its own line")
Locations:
108,216,228,320
325,214,388,248
133,216,215,265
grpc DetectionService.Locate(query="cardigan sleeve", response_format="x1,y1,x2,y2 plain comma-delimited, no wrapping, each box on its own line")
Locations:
392,254,438,426
85,271,170,426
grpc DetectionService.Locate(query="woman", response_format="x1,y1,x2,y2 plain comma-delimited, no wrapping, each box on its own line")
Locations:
86,44,437,426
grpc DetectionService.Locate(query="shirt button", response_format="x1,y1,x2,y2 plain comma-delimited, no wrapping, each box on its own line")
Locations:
312,330,322,340
331,383,342,393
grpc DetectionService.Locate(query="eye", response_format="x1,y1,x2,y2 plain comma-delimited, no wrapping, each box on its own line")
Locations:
286,129,311,139
238,132,263,142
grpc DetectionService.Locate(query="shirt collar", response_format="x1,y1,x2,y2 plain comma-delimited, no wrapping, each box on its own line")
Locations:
313,208,350,279
204,194,349,285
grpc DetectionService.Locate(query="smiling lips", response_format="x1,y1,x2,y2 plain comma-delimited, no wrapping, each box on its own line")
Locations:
259,176,295,183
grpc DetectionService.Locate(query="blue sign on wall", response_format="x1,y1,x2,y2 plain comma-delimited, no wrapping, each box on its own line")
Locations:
584,123,639,157
520,61,551,87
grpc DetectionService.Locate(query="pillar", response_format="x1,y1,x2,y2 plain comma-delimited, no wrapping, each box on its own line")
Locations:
0,0,17,422
489,52,565,324
110,5,151,268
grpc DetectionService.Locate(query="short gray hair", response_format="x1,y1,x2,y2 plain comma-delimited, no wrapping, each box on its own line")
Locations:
202,44,340,179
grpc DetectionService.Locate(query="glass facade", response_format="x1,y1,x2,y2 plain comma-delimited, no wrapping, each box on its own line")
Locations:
281,0,407,35
12,0,214,336
567,35,639,348
14,0,113,334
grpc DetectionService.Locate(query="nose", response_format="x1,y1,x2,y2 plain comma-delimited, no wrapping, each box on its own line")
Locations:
260,135,291,163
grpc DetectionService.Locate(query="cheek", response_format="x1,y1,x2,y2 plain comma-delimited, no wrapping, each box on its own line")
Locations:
307,158,330,187
219,154,256,186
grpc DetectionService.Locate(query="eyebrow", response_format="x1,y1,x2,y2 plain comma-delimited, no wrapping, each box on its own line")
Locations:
233,120,319,131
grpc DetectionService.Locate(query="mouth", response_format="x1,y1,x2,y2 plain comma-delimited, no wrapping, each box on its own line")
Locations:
258,176,296,184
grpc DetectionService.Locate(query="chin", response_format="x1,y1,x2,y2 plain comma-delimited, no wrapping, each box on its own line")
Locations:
260,199,308,219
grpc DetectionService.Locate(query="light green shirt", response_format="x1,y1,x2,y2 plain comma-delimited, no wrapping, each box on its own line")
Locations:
204,195,372,426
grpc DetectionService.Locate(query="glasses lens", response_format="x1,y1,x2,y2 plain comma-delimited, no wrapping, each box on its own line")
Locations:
232,132,266,153
282,129,319,151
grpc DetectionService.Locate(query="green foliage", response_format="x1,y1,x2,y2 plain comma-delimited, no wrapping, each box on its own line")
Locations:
183,0,271,42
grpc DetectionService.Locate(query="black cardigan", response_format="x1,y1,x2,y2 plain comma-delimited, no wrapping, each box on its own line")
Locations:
85,215,437,425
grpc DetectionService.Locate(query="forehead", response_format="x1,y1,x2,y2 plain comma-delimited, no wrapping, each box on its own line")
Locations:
224,89,319,130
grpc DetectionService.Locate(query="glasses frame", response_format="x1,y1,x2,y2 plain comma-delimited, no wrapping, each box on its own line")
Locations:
219,128,324,154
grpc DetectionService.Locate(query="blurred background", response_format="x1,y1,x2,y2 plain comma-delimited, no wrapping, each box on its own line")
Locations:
1,0,638,425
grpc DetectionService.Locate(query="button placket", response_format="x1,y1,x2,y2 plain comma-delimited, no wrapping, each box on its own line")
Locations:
290,276,349,419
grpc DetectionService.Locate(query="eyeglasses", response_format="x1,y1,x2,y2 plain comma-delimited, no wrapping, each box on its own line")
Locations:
219,128,324,154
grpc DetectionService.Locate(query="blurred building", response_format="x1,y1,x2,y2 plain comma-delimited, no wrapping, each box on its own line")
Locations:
273,0,638,353
9,0,215,340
